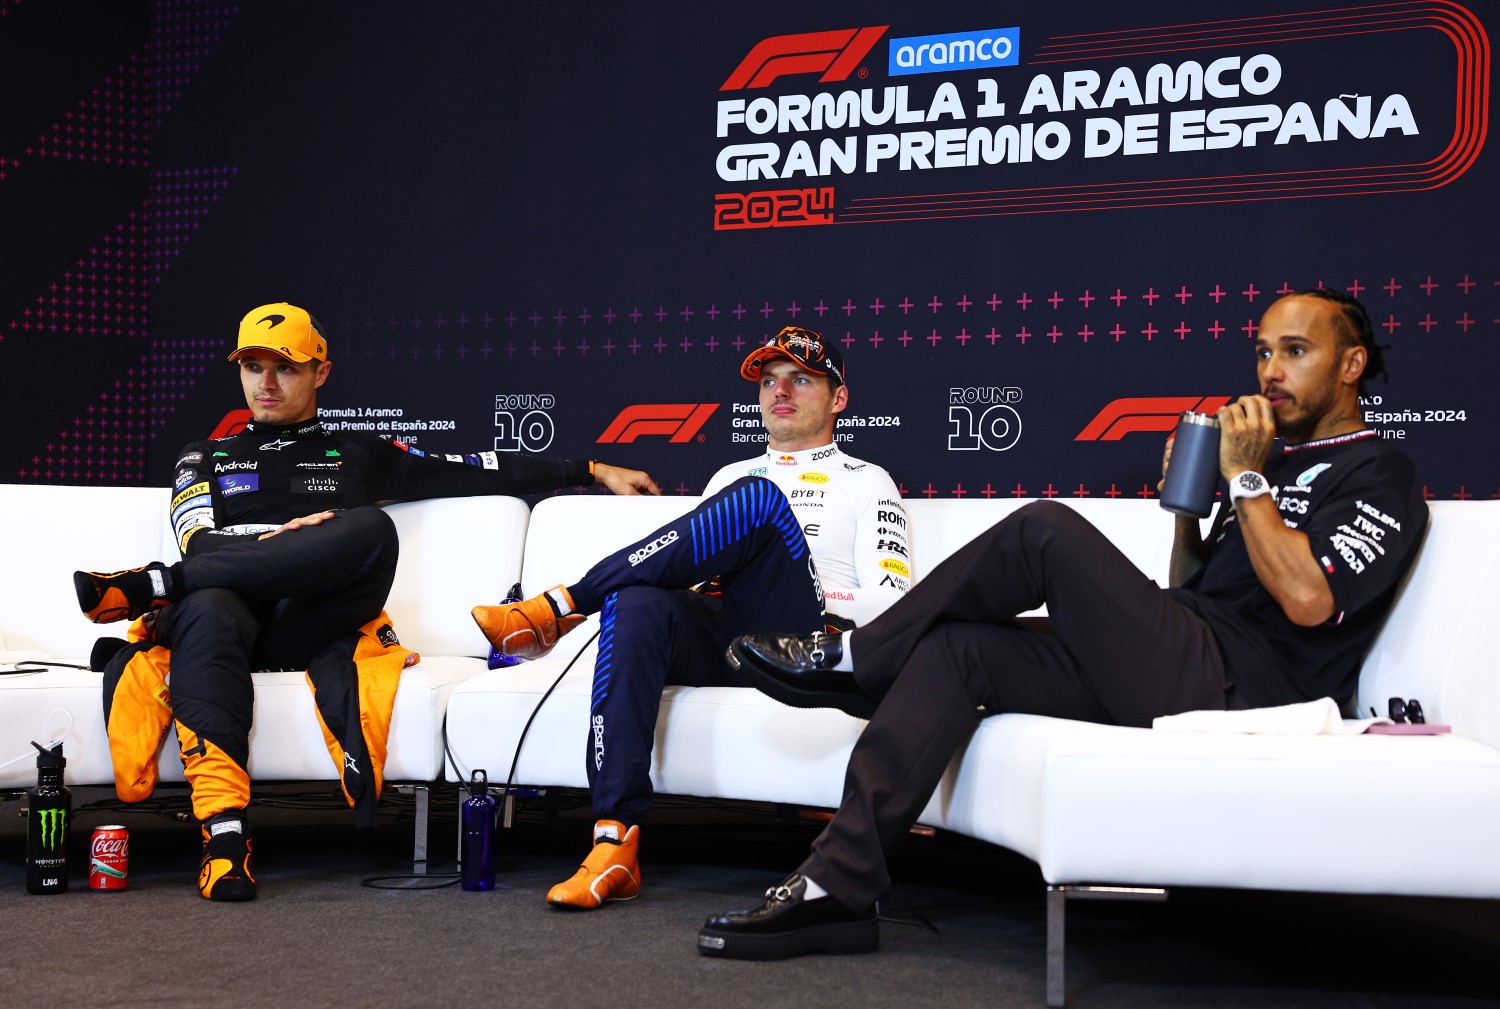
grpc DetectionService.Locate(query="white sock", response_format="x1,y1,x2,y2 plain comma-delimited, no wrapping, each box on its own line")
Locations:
547,587,575,617
802,876,828,900
833,632,854,672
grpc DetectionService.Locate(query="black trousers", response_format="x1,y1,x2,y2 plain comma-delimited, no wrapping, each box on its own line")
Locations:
153,507,400,818
799,501,1236,910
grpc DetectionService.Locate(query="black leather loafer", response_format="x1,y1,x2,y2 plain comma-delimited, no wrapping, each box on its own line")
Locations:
726,631,874,719
697,874,878,960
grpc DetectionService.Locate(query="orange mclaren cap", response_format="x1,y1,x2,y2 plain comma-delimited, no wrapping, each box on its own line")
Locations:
229,302,329,363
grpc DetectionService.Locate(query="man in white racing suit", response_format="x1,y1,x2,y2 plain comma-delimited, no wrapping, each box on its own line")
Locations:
472,325,911,909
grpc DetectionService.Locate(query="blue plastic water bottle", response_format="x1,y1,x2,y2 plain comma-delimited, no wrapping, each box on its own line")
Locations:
460,769,497,891
487,583,524,669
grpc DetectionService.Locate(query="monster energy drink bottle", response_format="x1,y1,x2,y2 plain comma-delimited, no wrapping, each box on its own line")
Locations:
25,741,72,895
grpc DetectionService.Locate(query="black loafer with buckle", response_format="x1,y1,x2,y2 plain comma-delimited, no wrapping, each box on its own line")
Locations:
697,873,879,960
725,631,873,719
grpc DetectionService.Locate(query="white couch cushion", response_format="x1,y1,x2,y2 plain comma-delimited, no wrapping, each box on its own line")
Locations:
1032,721,1500,898
0,484,172,662
1357,501,1500,749
383,495,531,658
0,492,528,786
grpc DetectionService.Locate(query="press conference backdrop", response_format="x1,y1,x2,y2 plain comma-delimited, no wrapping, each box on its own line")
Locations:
2,1,1492,502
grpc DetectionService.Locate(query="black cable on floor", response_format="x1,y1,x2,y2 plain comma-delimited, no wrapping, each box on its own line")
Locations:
365,629,601,891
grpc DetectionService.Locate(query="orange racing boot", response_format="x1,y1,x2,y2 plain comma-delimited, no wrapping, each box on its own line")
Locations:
547,820,641,909
472,585,584,660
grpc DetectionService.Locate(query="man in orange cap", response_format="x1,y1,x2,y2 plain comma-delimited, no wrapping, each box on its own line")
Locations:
74,301,658,901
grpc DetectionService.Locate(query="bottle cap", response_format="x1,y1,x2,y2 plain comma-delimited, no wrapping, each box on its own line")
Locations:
467,769,489,797
1178,410,1220,429
31,741,65,770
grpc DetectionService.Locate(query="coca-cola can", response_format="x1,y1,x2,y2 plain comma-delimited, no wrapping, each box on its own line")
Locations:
89,825,129,890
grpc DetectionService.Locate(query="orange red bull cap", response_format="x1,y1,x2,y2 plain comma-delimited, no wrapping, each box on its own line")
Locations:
739,326,845,386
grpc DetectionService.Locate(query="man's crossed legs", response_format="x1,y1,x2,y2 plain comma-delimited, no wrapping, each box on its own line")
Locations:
472,477,827,907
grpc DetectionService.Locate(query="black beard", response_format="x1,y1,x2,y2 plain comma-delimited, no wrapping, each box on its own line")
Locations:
1276,411,1318,444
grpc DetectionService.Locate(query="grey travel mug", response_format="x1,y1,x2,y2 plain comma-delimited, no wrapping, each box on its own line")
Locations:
1159,412,1221,518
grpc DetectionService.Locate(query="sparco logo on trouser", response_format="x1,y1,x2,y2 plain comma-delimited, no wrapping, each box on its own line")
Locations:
592,715,605,770
629,530,679,566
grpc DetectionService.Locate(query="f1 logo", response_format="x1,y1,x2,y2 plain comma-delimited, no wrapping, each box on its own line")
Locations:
1075,396,1232,441
721,26,888,91
597,404,719,444
208,409,253,440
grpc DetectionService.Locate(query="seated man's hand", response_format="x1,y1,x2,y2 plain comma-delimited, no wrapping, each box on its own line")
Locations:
594,463,661,496
258,510,337,540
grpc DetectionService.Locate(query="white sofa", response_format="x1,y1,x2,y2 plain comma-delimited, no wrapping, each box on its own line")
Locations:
0,484,524,802
444,494,1500,1004
4,483,1497,1005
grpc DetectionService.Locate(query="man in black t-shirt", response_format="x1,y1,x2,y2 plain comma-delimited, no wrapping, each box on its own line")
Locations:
702,290,1427,960
73,301,659,901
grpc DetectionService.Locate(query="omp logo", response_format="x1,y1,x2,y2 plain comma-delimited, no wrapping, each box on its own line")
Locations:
888,27,1019,77
598,404,719,444
629,530,679,566
721,26,888,91
208,409,253,440
1075,396,1232,441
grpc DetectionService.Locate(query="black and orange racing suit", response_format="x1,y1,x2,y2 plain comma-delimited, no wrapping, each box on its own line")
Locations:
103,418,594,824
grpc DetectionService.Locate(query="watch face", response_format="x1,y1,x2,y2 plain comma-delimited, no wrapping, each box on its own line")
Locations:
1238,472,1265,492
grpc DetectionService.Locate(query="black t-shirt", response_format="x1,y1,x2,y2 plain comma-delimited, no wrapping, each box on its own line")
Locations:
1169,430,1427,708
170,419,593,556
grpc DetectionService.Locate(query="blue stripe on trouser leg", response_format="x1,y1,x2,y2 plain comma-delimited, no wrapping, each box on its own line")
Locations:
591,592,617,711
584,588,723,824
571,477,812,608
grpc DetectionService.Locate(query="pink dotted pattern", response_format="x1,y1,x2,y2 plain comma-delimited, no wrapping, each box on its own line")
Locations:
152,1,238,126
10,0,238,485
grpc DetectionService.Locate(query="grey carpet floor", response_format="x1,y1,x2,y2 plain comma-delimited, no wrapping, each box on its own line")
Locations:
0,785,1495,1009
